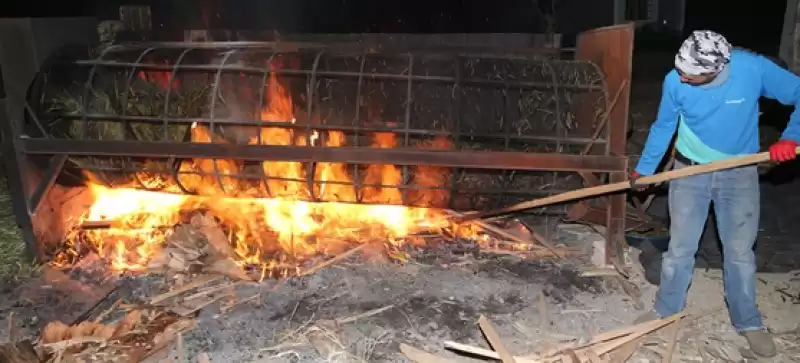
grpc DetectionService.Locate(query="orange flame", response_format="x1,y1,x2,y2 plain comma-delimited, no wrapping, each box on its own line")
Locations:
58,61,474,273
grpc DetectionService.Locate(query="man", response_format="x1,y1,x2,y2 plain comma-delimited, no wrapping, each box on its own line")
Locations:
631,30,800,358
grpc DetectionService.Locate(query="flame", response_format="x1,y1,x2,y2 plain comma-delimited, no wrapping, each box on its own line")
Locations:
138,61,180,90
56,61,480,274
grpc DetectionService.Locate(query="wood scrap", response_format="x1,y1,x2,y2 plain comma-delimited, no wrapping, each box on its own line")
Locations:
564,349,580,363
459,215,535,246
579,267,619,277
147,224,210,274
542,312,685,358
477,315,517,363
412,304,719,363
191,213,238,259
661,319,682,363
170,291,230,317
585,349,610,363
94,298,123,323
299,243,371,276
147,318,197,355
39,320,115,344
197,352,213,363
605,336,643,363
445,209,564,259
577,318,682,358
221,293,261,314
177,333,185,363
335,304,394,325
400,343,462,363
149,274,222,305
441,341,540,363
182,281,242,303
537,293,553,354
203,257,254,282
7,312,17,343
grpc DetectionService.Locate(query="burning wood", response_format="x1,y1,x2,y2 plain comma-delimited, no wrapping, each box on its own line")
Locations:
44,57,578,279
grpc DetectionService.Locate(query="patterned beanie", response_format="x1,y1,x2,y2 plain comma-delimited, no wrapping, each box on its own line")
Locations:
674,30,732,76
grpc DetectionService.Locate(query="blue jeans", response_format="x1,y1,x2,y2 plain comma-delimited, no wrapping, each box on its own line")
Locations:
654,160,763,332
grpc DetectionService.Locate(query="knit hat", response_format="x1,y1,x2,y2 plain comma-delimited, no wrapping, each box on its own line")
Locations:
674,30,732,76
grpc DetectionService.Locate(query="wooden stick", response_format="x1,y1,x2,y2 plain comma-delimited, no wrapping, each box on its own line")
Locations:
443,341,544,363
221,293,261,314
585,349,610,363
298,243,371,276
581,316,683,357
182,282,242,302
537,313,685,359
177,333,185,363
400,343,462,363
606,336,642,363
445,209,564,259
662,319,682,363
150,274,222,305
456,148,799,222
445,210,534,245
477,315,517,363
631,146,675,224
336,304,395,324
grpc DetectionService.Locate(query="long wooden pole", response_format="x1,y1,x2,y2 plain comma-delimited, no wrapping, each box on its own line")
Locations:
455,148,795,223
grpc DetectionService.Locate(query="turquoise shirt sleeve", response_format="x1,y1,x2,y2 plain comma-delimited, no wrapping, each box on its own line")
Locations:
635,75,680,176
759,55,800,143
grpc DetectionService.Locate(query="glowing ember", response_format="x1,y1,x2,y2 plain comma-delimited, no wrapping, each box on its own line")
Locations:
54,60,482,273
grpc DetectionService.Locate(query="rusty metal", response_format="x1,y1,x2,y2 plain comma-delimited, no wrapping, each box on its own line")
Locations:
2,22,633,262
25,41,618,210
573,23,635,265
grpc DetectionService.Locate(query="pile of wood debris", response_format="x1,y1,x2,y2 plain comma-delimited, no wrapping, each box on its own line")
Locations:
145,213,255,283
0,270,262,363
0,209,585,363
0,212,268,363
401,309,710,363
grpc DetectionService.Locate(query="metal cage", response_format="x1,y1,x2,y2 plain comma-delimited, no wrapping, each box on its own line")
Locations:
1,22,634,265
25,42,620,209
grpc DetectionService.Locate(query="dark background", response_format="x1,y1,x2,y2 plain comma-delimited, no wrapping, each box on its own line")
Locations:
0,0,789,54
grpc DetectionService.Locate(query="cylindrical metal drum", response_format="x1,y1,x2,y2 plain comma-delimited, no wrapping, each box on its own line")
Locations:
29,41,610,210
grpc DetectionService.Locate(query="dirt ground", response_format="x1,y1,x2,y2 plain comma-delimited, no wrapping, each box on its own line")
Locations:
0,222,799,363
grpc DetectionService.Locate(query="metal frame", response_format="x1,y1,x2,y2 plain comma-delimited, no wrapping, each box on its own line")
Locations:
0,17,98,259
1,23,634,264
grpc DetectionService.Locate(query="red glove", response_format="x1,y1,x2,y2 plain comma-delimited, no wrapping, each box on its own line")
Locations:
630,171,645,191
769,139,798,162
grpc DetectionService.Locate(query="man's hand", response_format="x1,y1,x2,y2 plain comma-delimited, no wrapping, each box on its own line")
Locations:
769,139,799,162
630,171,646,191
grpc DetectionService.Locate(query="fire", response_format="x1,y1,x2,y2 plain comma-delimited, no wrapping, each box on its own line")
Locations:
57,60,476,273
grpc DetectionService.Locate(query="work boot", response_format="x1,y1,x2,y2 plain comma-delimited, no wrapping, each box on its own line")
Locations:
633,311,660,324
742,330,777,358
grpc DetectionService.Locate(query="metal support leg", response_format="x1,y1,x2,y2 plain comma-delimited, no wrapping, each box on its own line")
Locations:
606,171,627,265
0,98,39,259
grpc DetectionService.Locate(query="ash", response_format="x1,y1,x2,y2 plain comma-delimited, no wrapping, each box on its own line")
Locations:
107,224,634,363
169,258,621,363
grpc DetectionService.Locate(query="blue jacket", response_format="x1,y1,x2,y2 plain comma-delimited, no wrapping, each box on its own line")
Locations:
635,49,800,175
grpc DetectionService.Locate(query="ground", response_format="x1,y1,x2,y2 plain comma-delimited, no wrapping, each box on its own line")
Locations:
1,50,800,362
